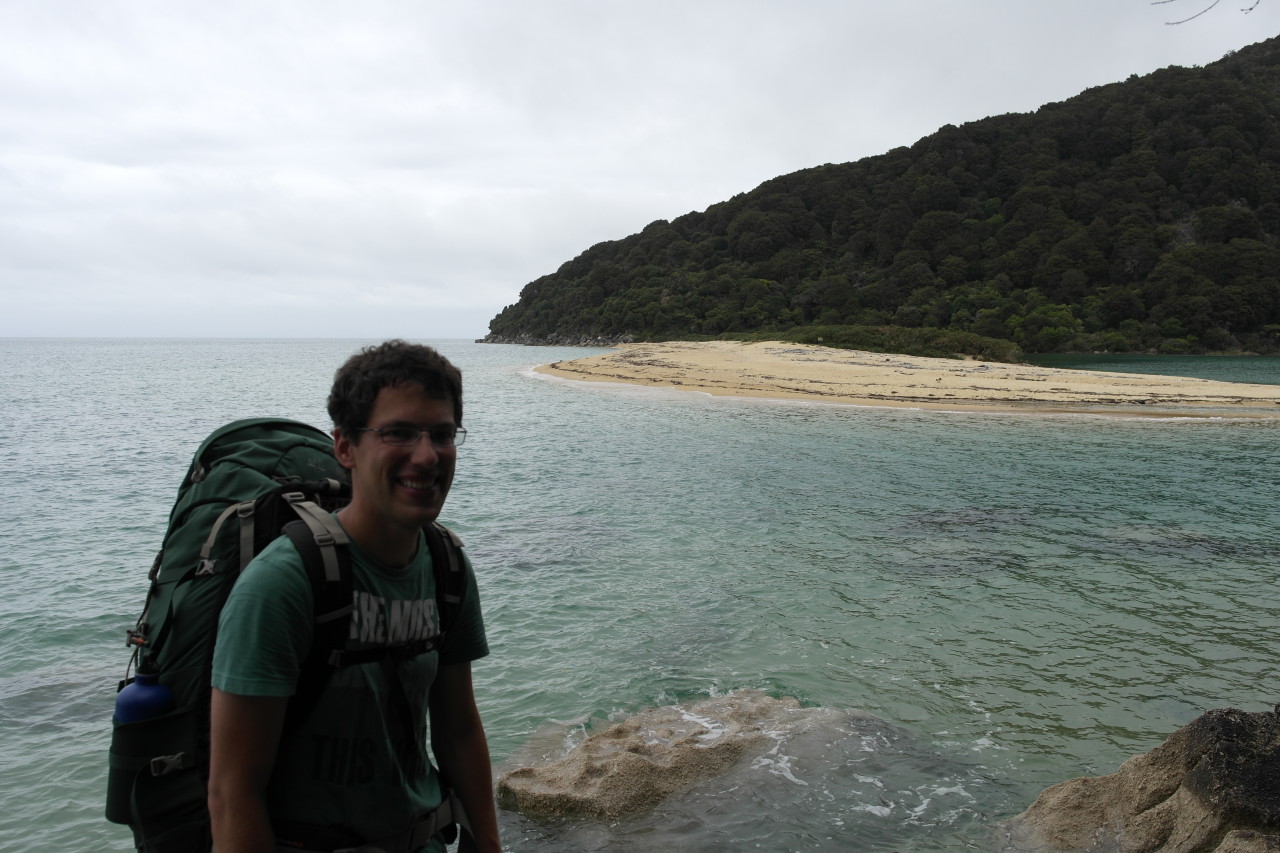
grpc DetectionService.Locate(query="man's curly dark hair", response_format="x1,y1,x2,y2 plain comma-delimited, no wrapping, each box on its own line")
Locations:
327,340,463,440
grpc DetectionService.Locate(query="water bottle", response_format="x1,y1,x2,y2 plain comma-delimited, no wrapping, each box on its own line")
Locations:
114,670,173,723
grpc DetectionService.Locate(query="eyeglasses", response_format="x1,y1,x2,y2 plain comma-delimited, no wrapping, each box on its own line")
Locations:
353,426,467,448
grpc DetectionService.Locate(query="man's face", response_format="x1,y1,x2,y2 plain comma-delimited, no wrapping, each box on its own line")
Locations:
334,382,458,539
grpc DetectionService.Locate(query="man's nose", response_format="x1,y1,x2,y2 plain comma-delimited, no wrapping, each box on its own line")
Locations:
409,435,441,463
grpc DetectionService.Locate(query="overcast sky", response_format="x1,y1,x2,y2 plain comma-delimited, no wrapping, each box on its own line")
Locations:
2,1,1276,338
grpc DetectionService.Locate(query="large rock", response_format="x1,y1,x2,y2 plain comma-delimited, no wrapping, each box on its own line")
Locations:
497,690,813,819
999,707,1280,853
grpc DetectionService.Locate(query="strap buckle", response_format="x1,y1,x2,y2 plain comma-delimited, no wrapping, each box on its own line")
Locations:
149,753,188,776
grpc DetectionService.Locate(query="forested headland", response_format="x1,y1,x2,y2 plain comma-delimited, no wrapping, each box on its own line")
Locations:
484,37,1280,361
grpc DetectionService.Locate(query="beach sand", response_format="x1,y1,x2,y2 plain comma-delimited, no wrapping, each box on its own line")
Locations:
534,341,1280,417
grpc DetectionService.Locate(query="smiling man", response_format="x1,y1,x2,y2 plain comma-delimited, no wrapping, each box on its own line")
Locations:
208,340,500,853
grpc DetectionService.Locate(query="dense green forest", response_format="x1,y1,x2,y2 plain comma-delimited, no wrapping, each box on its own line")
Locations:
485,37,1280,358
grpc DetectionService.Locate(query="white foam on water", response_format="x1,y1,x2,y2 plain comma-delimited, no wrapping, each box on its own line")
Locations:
909,799,934,819
678,709,727,745
750,739,807,786
853,803,895,818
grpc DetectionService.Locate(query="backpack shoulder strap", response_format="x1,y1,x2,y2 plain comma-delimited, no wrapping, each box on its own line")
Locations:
425,521,466,636
281,517,466,730
282,512,353,731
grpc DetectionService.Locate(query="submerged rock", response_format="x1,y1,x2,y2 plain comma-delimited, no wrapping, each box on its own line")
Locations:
496,689,997,849
999,707,1280,853
498,690,823,819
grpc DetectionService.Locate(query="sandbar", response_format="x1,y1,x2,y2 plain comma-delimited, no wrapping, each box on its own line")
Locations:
534,341,1280,418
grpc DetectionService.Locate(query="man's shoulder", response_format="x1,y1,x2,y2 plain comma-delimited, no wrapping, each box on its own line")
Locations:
213,533,316,694
233,534,312,595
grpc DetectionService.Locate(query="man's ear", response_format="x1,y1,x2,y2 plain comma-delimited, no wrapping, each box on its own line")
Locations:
333,428,356,470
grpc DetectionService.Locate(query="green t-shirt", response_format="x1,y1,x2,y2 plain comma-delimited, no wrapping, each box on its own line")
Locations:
211,524,489,849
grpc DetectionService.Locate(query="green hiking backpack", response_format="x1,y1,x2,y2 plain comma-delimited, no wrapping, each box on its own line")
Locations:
105,418,466,853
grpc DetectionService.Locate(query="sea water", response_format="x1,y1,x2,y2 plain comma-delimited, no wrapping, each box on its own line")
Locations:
1,339,1277,852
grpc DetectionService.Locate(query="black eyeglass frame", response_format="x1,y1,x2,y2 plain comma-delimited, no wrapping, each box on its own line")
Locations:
351,426,467,448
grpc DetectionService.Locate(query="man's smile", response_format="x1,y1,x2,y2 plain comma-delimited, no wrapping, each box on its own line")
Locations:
398,475,440,492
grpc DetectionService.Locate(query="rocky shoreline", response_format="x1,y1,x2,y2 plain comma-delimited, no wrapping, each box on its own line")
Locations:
478,333,634,347
998,707,1280,853
496,694,1280,852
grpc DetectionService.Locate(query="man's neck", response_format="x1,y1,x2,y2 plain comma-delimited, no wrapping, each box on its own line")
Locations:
336,507,420,568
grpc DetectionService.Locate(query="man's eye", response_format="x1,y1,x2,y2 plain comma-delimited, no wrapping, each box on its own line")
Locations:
382,428,419,444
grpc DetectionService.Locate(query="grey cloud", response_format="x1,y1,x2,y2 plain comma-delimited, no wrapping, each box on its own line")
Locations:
0,0,1274,336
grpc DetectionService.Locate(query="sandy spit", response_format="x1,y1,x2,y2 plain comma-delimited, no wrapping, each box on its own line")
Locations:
533,341,1280,418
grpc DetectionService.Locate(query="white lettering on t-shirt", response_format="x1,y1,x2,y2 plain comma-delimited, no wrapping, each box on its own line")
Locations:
349,590,439,645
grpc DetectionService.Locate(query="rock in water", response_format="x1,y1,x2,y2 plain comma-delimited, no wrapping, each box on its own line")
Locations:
497,690,814,819
999,707,1280,853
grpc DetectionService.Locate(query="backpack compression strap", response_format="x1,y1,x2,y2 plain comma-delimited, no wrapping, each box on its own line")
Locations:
192,479,348,577
195,500,256,576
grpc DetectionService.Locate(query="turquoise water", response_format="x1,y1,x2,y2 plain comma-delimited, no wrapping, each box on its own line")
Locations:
1026,353,1280,386
2,340,1277,851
